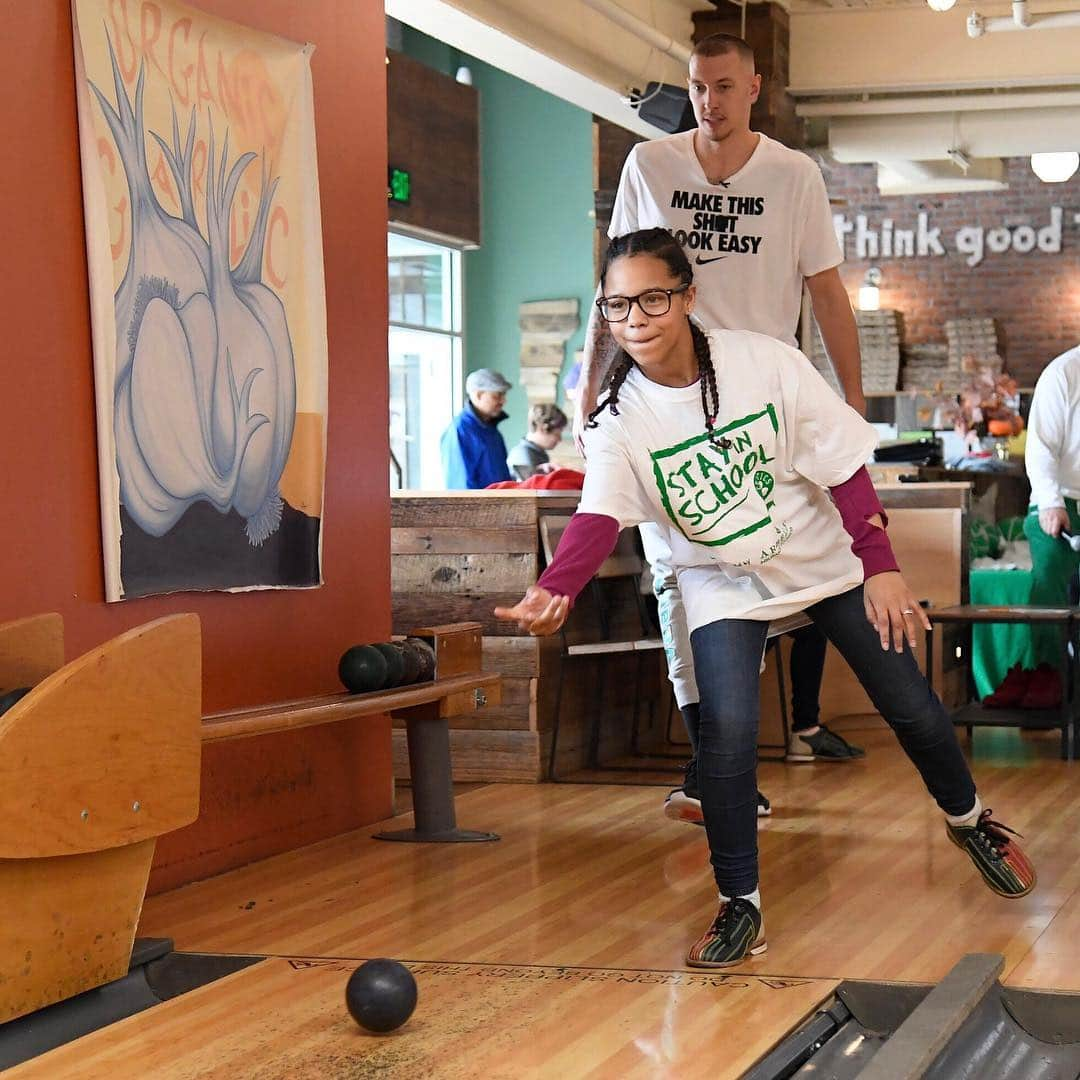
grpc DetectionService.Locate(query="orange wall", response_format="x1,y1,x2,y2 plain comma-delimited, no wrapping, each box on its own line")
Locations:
1,1,392,889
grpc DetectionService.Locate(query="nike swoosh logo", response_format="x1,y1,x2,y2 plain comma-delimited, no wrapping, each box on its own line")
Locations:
695,255,729,265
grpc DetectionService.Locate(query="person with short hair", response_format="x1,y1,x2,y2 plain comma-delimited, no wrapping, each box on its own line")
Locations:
576,33,869,825
508,403,569,480
441,369,513,489
1024,344,1080,675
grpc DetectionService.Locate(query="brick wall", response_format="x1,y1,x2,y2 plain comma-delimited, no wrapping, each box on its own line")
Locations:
820,156,1080,387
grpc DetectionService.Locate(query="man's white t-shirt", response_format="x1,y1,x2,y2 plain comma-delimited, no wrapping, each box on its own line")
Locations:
1025,344,1080,510
609,131,841,347
580,330,878,634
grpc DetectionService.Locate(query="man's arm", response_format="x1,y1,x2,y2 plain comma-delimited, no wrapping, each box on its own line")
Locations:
805,267,866,418
1025,370,1069,535
573,283,621,455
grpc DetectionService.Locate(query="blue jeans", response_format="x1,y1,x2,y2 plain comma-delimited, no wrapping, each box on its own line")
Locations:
690,585,977,898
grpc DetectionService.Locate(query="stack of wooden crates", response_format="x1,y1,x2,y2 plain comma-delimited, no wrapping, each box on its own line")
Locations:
390,492,667,783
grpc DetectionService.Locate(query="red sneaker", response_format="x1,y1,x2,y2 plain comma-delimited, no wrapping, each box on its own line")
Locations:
1019,663,1063,710
982,663,1031,708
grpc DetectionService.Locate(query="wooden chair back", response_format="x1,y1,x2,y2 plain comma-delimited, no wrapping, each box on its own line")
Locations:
0,614,202,1023
0,612,64,692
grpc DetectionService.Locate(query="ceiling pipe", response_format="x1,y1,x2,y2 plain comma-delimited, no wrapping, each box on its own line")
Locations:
828,105,1080,161
797,89,1080,117
968,0,1080,36
580,0,692,65
877,158,1008,195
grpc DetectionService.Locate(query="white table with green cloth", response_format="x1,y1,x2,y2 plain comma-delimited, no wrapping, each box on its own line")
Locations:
968,567,1038,697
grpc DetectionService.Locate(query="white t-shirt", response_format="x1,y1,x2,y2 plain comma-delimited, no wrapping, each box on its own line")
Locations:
580,330,878,633
1026,345,1080,509
609,131,841,347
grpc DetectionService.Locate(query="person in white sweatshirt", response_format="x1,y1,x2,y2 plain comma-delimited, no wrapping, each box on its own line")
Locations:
1024,344,1080,664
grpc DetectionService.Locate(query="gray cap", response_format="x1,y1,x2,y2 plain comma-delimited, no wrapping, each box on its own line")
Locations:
466,368,512,394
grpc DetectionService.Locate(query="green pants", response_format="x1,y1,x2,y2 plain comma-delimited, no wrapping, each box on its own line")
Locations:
1023,498,1080,666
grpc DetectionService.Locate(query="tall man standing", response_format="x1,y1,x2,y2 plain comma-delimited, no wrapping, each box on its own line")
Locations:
1024,344,1080,676
575,34,869,818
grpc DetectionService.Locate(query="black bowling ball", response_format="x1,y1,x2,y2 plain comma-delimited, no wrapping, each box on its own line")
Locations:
395,640,422,684
404,638,436,682
372,642,406,688
345,958,417,1033
338,646,389,693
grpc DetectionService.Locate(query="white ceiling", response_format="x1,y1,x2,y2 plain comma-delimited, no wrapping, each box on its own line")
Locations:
389,0,1080,190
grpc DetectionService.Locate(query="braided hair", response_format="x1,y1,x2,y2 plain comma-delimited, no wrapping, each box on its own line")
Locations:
587,228,732,451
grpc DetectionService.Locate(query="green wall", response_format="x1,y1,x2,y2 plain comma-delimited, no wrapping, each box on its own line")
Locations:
399,27,595,446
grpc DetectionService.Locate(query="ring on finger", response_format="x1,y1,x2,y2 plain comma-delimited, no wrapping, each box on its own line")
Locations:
902,608,915,615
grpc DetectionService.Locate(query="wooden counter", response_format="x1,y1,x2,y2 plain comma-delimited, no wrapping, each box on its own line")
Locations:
391,483,971,782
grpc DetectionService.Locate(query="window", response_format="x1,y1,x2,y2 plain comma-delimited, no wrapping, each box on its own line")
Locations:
388,232,463,490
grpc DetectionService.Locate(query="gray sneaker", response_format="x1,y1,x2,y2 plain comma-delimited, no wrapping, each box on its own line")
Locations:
786,724,866,763
663,759,771,823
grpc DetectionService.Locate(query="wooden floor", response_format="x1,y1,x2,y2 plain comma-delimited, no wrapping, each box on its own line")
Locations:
11,718,1080,1078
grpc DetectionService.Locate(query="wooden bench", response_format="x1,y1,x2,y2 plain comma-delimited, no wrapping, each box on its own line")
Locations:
202,622,502,843
0,615,499,1025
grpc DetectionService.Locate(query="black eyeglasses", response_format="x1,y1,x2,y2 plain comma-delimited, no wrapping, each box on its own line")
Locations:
596,285,689,323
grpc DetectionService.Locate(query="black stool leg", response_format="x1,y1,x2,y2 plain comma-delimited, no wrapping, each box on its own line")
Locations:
586,656,604,770
548,652,568,781
1060,623,1074,761
375,709,499,843
630,652,643,757
772,638,792,752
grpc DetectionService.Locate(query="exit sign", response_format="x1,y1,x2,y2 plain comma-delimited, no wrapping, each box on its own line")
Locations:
388,166,411,206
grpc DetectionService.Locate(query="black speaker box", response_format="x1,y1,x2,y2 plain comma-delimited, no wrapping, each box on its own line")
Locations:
635,82,695,134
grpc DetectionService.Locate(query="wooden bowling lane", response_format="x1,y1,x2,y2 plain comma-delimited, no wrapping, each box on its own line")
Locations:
139,724,1080,987
1007,886,1080,991
5,957,835,1080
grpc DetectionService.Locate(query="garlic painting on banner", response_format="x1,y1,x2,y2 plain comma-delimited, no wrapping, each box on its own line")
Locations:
71,0,328,600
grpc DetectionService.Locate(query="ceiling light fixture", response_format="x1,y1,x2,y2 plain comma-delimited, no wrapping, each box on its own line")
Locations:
1030,151,1079,183
926,0,957,12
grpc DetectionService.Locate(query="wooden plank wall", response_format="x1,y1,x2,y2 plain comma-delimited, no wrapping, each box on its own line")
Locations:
392,495,542,781
391,494,668,782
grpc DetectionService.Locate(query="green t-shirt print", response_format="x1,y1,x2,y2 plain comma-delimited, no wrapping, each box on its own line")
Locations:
651,405,780,548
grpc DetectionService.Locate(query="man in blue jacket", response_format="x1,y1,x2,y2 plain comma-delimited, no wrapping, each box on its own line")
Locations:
441,369,514,489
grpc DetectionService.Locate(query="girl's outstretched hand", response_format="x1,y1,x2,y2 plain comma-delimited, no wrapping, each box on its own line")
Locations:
494,586,570,636
863,571,932,652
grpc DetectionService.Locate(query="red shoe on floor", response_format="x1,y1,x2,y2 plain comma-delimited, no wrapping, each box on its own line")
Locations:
1019,663,1063,710
982,663,1031,708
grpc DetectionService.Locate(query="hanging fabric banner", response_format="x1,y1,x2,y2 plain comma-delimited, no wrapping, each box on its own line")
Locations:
71,0,328,600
